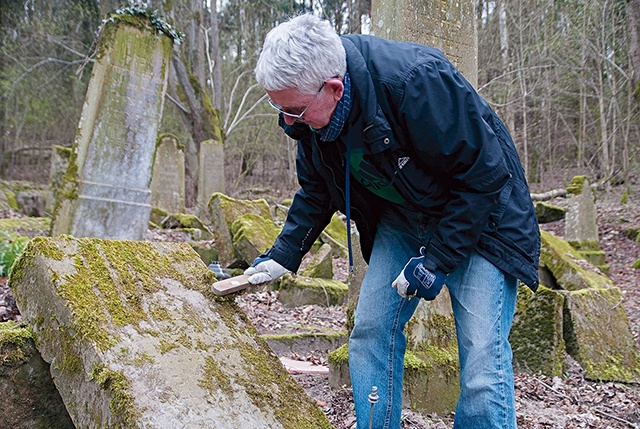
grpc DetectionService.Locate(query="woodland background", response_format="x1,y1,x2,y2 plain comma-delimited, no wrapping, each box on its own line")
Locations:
1,0,639,200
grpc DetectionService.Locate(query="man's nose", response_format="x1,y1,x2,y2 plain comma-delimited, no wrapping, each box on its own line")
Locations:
283,115,297,126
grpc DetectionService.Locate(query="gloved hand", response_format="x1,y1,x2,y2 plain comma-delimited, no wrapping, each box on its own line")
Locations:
244,255,290,285
392,247,447,300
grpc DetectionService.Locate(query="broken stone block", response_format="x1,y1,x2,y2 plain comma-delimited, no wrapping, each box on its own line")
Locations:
535,202,566,223
562,287,640,383
208,193,272,267
299,243,334,279
0,321,74,428
10,236,332,428
276,275,348,307
540,230,612,290
510,285,565,376
160,213,213,240
231,213,281,267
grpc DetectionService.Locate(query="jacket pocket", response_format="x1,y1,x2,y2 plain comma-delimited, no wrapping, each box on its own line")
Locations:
486,175,514,231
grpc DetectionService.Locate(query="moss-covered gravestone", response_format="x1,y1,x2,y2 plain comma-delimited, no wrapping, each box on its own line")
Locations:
231,213,282,266
539,230,612,291
150,134,185,214
564,176,608,272
52,13,173,240
0,322,74,429
9,236,332,428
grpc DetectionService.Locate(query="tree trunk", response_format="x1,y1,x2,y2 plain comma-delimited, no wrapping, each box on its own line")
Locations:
627,0,640,103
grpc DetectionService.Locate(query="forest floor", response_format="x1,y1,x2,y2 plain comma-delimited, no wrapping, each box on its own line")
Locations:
1,185,639,428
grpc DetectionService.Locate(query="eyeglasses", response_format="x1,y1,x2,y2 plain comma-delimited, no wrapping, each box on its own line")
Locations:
268,82,326,120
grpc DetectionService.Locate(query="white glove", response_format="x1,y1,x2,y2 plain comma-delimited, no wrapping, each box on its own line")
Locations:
244,256,290,285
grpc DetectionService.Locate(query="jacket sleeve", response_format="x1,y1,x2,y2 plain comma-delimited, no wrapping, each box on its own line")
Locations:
396,58,511,273
267,129,336,272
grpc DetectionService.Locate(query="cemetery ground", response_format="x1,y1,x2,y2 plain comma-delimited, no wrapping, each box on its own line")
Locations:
1,187,640,428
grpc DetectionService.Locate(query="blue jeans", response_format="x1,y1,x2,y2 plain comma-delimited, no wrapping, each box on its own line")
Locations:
348,207,518,429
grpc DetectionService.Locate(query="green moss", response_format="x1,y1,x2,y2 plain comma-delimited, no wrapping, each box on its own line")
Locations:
0,322,34,365
199,356,232,395
231,213,281,255
510,286,565,376
90,363,140,426
632,259,640,269
567,175,588,195
620,191,628,204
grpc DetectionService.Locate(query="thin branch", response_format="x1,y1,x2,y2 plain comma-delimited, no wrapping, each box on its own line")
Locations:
226,88,268,136
46,35,88,59
166,93,189,114
224,69,252,129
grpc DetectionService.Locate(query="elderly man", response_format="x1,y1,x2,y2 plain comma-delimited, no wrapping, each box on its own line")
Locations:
245,13,540,429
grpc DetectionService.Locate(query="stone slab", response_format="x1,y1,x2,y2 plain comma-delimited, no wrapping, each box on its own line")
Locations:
10,236,332,428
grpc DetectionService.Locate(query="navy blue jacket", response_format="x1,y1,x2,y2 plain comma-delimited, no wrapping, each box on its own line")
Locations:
267,34,540,290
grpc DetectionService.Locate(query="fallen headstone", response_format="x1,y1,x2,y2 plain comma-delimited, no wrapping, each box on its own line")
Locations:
10,236,332,428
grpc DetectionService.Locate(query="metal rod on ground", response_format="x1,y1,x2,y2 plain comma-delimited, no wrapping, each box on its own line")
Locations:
368,385,378,429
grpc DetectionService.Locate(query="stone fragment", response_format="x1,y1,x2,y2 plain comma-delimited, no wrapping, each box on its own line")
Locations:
510,285,565,376
276,275,348,307
0,322,74,429
299,243,334,279
231,213,281,267
207,193,272,267
535,201,566,223
10,236,332,428
540,230,612,290
562,287,640,382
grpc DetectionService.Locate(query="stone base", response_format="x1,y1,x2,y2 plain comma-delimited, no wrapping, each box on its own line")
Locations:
328,344,460,416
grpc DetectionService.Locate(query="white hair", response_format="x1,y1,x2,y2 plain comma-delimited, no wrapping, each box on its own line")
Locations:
255,13,347,95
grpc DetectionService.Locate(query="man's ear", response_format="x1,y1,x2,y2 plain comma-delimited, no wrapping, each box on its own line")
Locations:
326,78,344,101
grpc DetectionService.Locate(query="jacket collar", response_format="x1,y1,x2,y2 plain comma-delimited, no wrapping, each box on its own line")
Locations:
341,36,394,153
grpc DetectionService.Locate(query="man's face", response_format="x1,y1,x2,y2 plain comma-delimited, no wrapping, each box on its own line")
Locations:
267,78,344,130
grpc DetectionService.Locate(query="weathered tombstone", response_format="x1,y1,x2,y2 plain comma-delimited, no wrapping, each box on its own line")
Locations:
562,287,640,382
51,12,173,240
150,134,185,214
563,176,608,272
370,0,477,87
197,139,226,215
565,176,599,248
10,236,333,428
